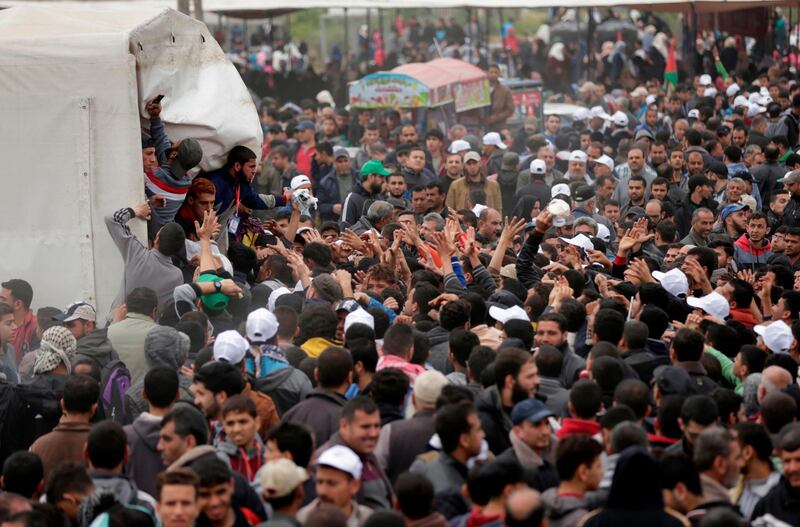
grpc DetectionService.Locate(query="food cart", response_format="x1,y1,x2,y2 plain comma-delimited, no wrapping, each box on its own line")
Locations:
349,58,491,133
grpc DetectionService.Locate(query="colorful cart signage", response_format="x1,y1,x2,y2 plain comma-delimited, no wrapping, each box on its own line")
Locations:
349,58,490,112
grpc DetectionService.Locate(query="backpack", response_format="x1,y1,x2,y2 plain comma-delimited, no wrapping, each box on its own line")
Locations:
4,377,66,462
99,360,131,424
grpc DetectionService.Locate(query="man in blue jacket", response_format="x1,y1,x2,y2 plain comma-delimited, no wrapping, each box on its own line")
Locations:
200,146,288,252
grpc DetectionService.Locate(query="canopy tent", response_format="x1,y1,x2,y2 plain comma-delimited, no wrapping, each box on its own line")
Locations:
0,3,260,317
349,58,490,111
0,0,795,18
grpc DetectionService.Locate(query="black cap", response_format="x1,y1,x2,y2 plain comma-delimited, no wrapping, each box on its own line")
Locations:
707,162,728,177
573,185,596,203
653,365,694,395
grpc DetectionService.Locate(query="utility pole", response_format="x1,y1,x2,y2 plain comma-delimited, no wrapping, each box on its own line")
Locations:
194,0,204,22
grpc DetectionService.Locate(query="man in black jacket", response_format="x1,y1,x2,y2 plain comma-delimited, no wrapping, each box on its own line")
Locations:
752,424,800,525
340,161,390,227
476,348,539,454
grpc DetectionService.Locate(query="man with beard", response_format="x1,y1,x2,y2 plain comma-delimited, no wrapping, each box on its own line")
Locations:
620,176,648,218
535,312,586,389
340,160,390,227
565,150,592,185
680,208,715,247
445,151,502,212
476,348,540,454
201,146,288,253
613,147,657,206
711,203,749,242
297,446,373,526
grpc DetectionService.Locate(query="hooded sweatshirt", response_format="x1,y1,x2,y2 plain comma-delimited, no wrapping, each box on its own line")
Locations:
72,328,119,370
542,488,591,527
80,472,156,527
733,234,773,270
124,326,193,423
124,413,165,497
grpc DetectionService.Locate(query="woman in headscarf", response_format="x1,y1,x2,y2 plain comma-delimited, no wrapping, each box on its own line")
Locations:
581,447,688,527
33,326,77,376
512,195,543,223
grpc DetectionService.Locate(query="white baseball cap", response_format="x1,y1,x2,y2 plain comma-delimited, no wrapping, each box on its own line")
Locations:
732,95,749,108
688,109,700,119
747,105,766,118
589,106,611,120
699,74,713,86
344,308,374,333
753,320,794,354
704,87,718,98
612,111,629,127
213,330,249,364
268,286,292,312
488,305,530,325
726,83,740,97
290,175,312,190
317,445,363,480
573,108,591,121
593,154,615,172
246,308,279,343
482,132,507,149
686,291,730,320
551,183,571,198
596,223,611,242
559,233,594,252
652,268,689,298
645,95,657,106
529,159,547,175
569,150,587,163
472,203,488,217
448,139,471,154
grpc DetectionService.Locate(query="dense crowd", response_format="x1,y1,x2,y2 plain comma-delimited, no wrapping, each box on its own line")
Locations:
8,9,800,527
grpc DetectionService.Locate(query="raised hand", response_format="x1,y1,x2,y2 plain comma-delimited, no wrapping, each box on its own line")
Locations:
194,209,218,241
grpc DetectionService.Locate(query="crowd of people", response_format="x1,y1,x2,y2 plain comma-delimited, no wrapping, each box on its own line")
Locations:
8,8,800,527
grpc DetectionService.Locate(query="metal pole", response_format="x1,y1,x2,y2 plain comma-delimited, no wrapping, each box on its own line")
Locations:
344,8,349,70
320,14,327,63
587,8,595,83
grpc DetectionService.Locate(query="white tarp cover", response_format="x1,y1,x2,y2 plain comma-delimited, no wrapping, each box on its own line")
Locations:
0,4,261,319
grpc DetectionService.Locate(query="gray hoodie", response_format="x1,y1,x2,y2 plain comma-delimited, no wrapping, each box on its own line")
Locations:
80,473,156,527
72,329,119,370
542,488,591,527
124,326,193,423
124,413,165,497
